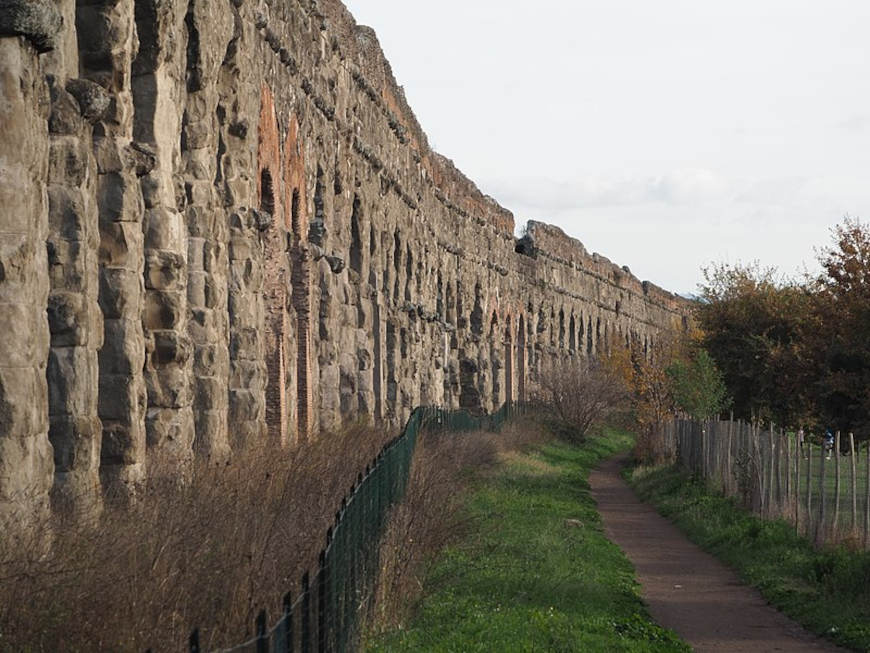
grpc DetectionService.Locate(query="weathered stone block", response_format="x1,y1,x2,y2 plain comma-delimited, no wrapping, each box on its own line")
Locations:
48,185,88,244
229,388,262,422
144,250,185,291
65,78,110,124
143,208,185,251
193,409,230,460
145,406,195,457
144,365,191,409
186,307,219,342
49,414,100,473
0,428,53,503
48,84,82,136
229,358,260,389
47,292,88,346
93,136,124,174
100,420,144,466
187,272,206,308
229,258,263,288
151,330,193,366
0,304,47,368
229,236,253,261
194,345,225,377
225,178,251,207
142,290,184,330
99,268,140,319
98,172,144,223
0,366,48,440
0,0,62,53
100,319,145,376
188,237,206,270
48,136,90,189
186,204,222,238
0,233,35,301
124,142,156,177
194,376,226,411
47,238,90,290
99,221,145,268
190,273,222,312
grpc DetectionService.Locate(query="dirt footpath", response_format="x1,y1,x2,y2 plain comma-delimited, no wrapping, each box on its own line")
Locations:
589,455,845,653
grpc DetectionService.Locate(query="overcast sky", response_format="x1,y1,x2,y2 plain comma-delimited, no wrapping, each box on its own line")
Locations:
343,0,870,294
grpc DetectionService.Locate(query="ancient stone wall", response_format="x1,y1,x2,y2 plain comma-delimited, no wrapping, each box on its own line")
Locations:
0,0,688,519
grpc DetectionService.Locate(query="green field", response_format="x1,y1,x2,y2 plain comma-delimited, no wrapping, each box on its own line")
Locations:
367,431,689,652
791,444,870,542
628,464,870,652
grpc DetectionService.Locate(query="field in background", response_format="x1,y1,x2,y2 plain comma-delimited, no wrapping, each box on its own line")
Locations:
658,419,870,549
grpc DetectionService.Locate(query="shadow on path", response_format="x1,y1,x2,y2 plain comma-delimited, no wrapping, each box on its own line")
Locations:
589,454,845,653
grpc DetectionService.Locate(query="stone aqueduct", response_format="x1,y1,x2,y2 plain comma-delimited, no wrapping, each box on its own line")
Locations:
0,0,688,519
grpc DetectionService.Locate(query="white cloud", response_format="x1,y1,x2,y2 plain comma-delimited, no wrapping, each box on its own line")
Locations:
484,168,730,216
343,0,870,292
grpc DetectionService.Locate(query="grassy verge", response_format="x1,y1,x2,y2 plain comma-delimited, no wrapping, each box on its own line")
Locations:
367,429,689,652
627,464,870,652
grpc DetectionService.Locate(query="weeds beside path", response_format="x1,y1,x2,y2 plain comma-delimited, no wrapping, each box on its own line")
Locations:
626,464,868,652
368,430,688,652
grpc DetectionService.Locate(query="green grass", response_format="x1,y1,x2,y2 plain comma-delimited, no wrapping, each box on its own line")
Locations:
628,464,870,652
367,431,689,652
792,444,870,541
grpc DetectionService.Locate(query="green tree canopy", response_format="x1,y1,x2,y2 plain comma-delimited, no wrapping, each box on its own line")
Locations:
695,261,819,426
815,218,870,436
666,349,730,421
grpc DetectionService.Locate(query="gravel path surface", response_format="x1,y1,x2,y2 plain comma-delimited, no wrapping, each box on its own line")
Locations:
589,455,846,653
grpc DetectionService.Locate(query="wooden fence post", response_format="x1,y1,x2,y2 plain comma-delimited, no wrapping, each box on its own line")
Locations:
767,422,776,517
754,422,765,515
864,442,870,550
817,444,828,547
726,418,733,495
832,432,841,541
793,430,800,533
805,442,813,539
784,428,791,512
849,433,857,536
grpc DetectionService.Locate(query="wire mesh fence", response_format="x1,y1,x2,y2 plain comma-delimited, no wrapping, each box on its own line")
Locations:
167,402,526,653
662,419,870,550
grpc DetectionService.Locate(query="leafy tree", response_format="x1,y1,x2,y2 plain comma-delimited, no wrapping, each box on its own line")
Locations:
666,349,730,420
815,217,870,436
604,333,681,436
695,261,818,426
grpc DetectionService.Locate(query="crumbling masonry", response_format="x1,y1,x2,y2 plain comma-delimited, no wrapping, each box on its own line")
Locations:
0,0,688,520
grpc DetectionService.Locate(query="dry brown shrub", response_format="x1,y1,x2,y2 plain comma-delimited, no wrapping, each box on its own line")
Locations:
0,420,394,652
370,418,549,633
535,358,629,442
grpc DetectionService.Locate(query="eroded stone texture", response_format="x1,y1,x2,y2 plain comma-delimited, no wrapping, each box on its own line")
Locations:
79,0,149,497
0,0,690,523
0,37,53,525
44,25,104,511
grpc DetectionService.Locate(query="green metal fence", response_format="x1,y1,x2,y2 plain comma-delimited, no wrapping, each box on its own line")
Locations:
178,402,524,653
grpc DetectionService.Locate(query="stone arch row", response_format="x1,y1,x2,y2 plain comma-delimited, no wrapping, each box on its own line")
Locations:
254,83,664,436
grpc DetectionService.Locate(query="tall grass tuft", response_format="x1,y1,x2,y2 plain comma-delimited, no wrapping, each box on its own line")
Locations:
0,421,394,652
